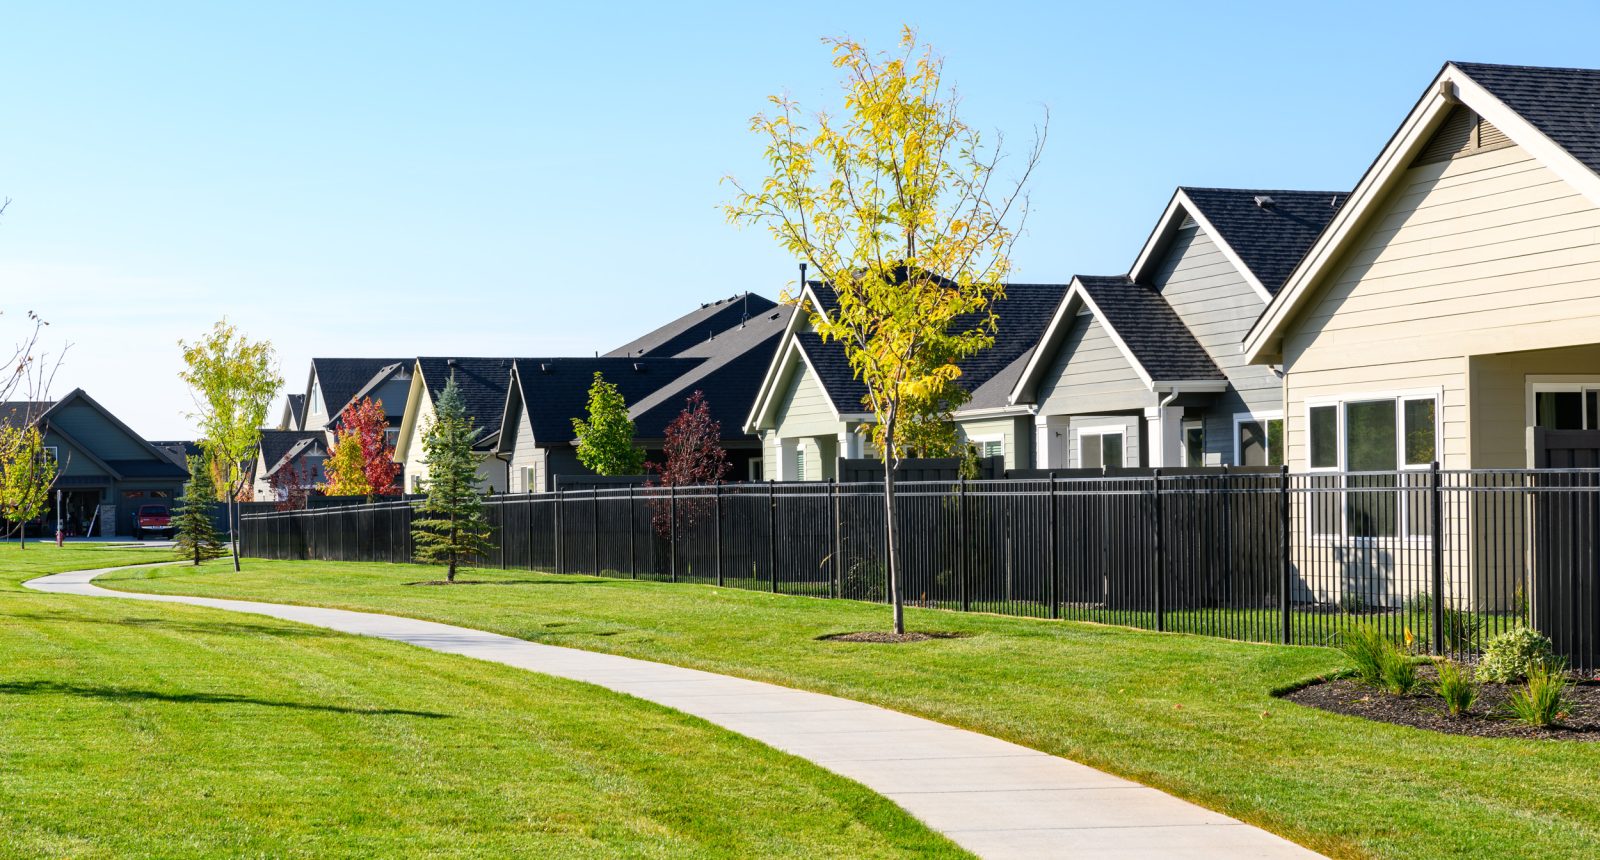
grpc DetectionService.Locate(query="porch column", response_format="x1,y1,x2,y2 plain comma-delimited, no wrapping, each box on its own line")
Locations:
837,429,862,460
1035,415,1053,468
1143,405,1185,468
776,438,798,480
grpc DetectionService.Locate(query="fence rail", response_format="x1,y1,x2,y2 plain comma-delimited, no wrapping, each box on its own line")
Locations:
241,467,1600,671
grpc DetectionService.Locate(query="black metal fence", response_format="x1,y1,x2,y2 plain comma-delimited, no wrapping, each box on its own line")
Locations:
240,467,1600,671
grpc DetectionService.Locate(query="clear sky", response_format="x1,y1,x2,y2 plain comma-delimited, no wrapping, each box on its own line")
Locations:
4,1,1598,438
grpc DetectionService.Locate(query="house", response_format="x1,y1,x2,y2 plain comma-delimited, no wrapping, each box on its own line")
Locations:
299,358,413,444
496,356,704,492
1244,62,1600,478
1010,188,1341,469
277,394,306,431
248,429,329,501
605,293,779,358
393,357,517,493
0,390,188,536
744,279,1069,479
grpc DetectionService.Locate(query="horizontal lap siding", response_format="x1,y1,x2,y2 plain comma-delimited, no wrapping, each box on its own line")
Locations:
774,362,845,439
1469,345,1600,468
956,416,1031,470
1282,142,1600,470
1036,312,1151,415
1153,225,1280,464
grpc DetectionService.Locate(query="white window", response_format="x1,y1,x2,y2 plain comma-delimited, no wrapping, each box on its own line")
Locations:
1305,390,1439,540
1181,420,1205,468
748,458,764,481
1232,412,1284,467
42,446,58,464
1078,427,1123,470
795,445,806,480
521,466,536,493
967,435,1004,460
1529,378,1600,430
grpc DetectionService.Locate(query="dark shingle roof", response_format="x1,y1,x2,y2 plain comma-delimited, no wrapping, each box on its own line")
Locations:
1454,61,1600,177
605,293,780,358
510,357,705,445
149,440,202,468
285,394,306,427
107,459,189,479
1178,188,1344,294
416,358,517,444
800,282,1070,413
629,306,793,439
311,358,407,422
257,429,325,476
1076,275,1224,382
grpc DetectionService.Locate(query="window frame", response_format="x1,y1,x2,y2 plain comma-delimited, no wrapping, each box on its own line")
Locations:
1527,375,1600,430
1303,387,1442,543
965,433,1005,461
1077,425,1124,470
1231,410,1284,468
1181,419,1205,468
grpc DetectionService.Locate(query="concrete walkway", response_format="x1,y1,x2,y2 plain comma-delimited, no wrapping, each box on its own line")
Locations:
26,565,1322,860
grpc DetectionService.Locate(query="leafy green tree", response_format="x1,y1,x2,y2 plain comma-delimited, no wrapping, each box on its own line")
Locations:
173,455,227,565
411,377,492,582
179,320,282,570
572,371,645,476
0,425,57,548
726,29,1042,633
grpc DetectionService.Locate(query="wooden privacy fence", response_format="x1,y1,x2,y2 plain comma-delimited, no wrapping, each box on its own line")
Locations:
241,468,1600,671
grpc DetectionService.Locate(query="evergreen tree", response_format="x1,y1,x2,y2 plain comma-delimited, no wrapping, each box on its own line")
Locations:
173,455,227,565
411,377,492,581
572,371,645,476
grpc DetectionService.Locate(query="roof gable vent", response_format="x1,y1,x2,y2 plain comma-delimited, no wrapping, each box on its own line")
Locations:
1413,106,1515,167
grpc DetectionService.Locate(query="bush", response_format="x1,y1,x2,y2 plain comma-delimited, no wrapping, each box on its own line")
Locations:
1340,626,1418,694
1477,627,1554,683
1505,662,1572,728
1440,606,1482,653
1435,660,1478,717
841,559,886,603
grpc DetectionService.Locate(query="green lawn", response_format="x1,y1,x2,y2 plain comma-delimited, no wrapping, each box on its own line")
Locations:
0,544,965,859
106,555,1600,860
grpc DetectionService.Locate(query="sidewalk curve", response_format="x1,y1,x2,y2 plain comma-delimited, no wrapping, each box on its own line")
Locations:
26,565,1322,860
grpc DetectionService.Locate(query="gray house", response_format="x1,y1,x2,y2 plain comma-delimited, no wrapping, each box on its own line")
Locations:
298,357,413,445
1,389,189,536
1009,188,1341,468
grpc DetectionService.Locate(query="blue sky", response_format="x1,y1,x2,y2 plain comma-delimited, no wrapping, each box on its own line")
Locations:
4,1,1599,438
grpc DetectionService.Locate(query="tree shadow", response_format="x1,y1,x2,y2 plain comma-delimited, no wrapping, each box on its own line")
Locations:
0,680,449,718
0,612,336,638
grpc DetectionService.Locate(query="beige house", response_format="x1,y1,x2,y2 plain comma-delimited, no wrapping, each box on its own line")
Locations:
744,281,1066,479
1246,61,1600,478
393,357,514,494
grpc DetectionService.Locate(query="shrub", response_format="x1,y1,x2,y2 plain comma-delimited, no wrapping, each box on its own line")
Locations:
1505,662,1572,728
1435,660,1478,717
1338,626,1388,686
1381,648,1421,696
1440,606,1482,653
1477,627,1554,683
841,559,887,603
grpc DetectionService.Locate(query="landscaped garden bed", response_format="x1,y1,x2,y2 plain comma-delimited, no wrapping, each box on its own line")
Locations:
1283,664,1600,741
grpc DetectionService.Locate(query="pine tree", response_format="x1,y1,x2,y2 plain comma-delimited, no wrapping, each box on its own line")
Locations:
411,377,492,582
173,455,227,565
572,371,645,476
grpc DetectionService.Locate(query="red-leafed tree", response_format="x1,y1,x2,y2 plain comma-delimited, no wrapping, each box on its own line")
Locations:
268,458,313,512
646,391,731,537
323,397,400,499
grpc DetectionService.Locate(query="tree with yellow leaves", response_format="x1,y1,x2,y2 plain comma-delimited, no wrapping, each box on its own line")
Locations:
727,28,1043,634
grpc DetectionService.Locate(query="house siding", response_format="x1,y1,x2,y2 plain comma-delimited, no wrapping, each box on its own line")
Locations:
773,362,845,439
1152,225,1283,464
1279,142,1600,469
1036,311,1152,415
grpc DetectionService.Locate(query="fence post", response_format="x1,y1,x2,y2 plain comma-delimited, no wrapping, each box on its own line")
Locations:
628,486,637,579
1048,477,1060,619
1153,469,1164,633
591,486,601,576
768,480,778,593
555,486,564,575
1431,461,1445,656
669,484,677,583
714,483,724,588
1280,464,1292,645
831,476,841,599
959,475,970,613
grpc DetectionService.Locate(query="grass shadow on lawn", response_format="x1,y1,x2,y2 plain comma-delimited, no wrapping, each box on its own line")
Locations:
0,680,450,718
0,611,339,639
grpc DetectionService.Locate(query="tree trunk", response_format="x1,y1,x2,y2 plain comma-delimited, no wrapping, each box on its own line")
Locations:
16,521,26,550
883,423,904,634
229,492,241,571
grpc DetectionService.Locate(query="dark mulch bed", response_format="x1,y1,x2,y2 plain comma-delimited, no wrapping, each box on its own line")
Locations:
1282,664,1600,741
816,631,971,644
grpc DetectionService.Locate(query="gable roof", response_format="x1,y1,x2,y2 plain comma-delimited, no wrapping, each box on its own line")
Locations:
309,358,407,424
627,305,793,440
605,293,779,358
281,394,306,429
257,429,326,478
1245,61,1600,363
500,356,704,448
3,390,187,480
414,357,516,446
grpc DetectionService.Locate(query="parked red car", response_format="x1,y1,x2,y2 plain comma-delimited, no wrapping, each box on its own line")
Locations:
134,504,175,540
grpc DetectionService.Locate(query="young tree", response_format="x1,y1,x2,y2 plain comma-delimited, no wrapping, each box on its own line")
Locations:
411,377,492,582
322,397,399,499
572,371,645,476
173,455,227,565
0,425,57,547
727,29,1043,633
179,320,282,571
268,457,313,511
645,390,731,536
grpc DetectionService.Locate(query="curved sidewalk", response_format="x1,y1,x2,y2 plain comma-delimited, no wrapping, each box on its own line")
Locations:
27,565,1321,860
